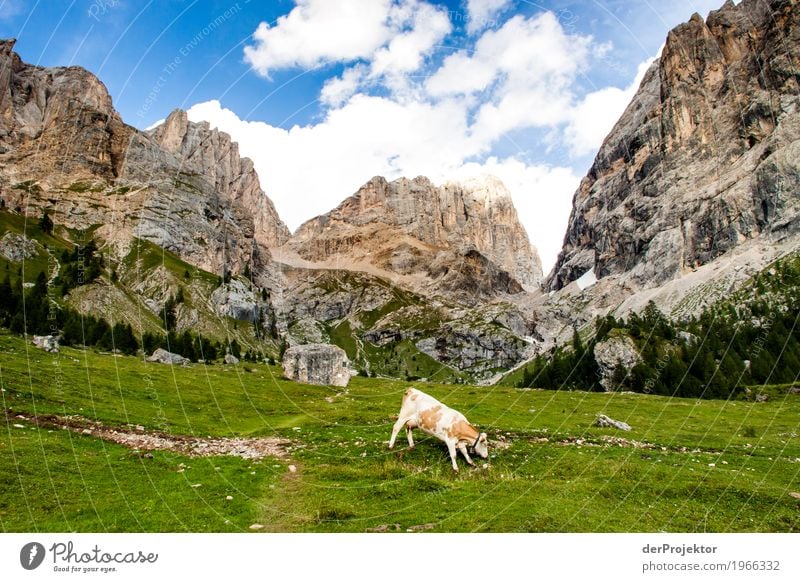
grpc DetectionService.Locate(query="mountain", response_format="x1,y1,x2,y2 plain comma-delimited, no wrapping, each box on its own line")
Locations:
547,0,799,297
281,174,542,302
0,39,289,278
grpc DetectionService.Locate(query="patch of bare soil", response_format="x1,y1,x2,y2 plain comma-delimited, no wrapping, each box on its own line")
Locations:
5,410,291,460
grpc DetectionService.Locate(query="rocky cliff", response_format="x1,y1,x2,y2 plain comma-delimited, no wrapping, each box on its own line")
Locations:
286,175,543,301
0,39,289,277
547,0,800,292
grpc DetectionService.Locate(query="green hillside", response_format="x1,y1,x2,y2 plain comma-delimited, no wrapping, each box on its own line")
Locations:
1,331,797,532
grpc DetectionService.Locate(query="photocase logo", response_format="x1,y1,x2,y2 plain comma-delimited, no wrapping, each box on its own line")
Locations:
20,542,46,570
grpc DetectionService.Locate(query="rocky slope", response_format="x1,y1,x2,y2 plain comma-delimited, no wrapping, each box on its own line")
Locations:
547,0,799,294
285,175,543,301
0,39,289,278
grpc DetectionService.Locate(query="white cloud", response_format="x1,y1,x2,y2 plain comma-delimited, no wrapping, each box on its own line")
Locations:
370,2,451,76
320,65,368,107
465,0,512,34
243,0,449,78
564,57,654,157
426,12,594,144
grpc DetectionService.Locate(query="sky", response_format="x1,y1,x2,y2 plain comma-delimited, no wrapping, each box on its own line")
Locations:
0,0,728,274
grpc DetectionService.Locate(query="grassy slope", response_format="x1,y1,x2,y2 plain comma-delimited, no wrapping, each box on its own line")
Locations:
1,208,277,355
1,331,797,532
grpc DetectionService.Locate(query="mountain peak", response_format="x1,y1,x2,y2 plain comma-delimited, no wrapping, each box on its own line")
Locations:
288,174,543,297
448,175,511,202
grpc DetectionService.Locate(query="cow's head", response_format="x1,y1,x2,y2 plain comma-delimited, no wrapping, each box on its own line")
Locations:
472,432,489,459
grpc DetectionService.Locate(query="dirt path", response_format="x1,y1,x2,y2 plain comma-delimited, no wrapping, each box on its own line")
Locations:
5,410,292,460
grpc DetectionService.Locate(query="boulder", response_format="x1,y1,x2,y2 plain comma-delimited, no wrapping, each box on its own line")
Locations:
594,414,632,431
32,335,59,353
224,353,239,365
147,348,190,366
593,334,642,391
282,343,351,387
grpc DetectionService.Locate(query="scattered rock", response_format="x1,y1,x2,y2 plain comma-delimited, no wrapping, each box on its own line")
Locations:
406,523,436,533
789,492,800,500
249,524,264,530
755,393,769,403
223,353,240,365
288,464,297,473
0,232,38,262
146,348,190,366
226,496,233,501
282,344,352,387
5,411,291,460
594,414,632,431
366,523,401,533
32,335,60,353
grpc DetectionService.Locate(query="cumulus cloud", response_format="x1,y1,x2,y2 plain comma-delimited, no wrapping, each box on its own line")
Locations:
564,58,655,157
243,0,449,78
465,0,512,34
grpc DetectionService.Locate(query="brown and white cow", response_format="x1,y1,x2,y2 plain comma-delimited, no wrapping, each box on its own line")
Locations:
388,387,488,471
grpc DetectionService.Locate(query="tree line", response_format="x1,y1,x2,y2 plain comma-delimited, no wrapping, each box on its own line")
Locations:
519,257,800,399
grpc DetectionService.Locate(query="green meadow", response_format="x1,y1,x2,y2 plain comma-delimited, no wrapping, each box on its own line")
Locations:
0,331,798,532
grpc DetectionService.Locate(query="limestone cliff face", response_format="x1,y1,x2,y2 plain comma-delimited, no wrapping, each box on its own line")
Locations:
0,39,289,277
548,0,800,291
0,39,131,180
147,110,289,253
289,175,543,299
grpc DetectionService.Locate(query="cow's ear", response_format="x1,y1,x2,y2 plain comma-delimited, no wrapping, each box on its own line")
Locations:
479,432,487,442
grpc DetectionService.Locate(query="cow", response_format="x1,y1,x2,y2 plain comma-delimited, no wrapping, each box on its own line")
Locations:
388,387,488,471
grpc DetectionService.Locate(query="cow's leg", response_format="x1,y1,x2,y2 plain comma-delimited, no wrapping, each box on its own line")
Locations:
446,441,459,472
389,417,409,449
406,426,415,448
457,443,475,466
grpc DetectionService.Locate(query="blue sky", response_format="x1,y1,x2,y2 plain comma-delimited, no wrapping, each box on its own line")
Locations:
0,0,727,272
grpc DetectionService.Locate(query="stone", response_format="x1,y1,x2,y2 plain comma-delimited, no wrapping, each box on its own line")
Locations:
0,233,38,262
146,348,190,366
282,344,351,387
593,334,642,391
249,524,264,530
32,335,59,353
223,354,239,365
594,414,632,431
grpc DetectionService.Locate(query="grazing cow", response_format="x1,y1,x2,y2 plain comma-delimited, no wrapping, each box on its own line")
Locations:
388,387,488,471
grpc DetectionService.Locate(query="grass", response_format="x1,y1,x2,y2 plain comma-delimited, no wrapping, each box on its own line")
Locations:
0,330,798,532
